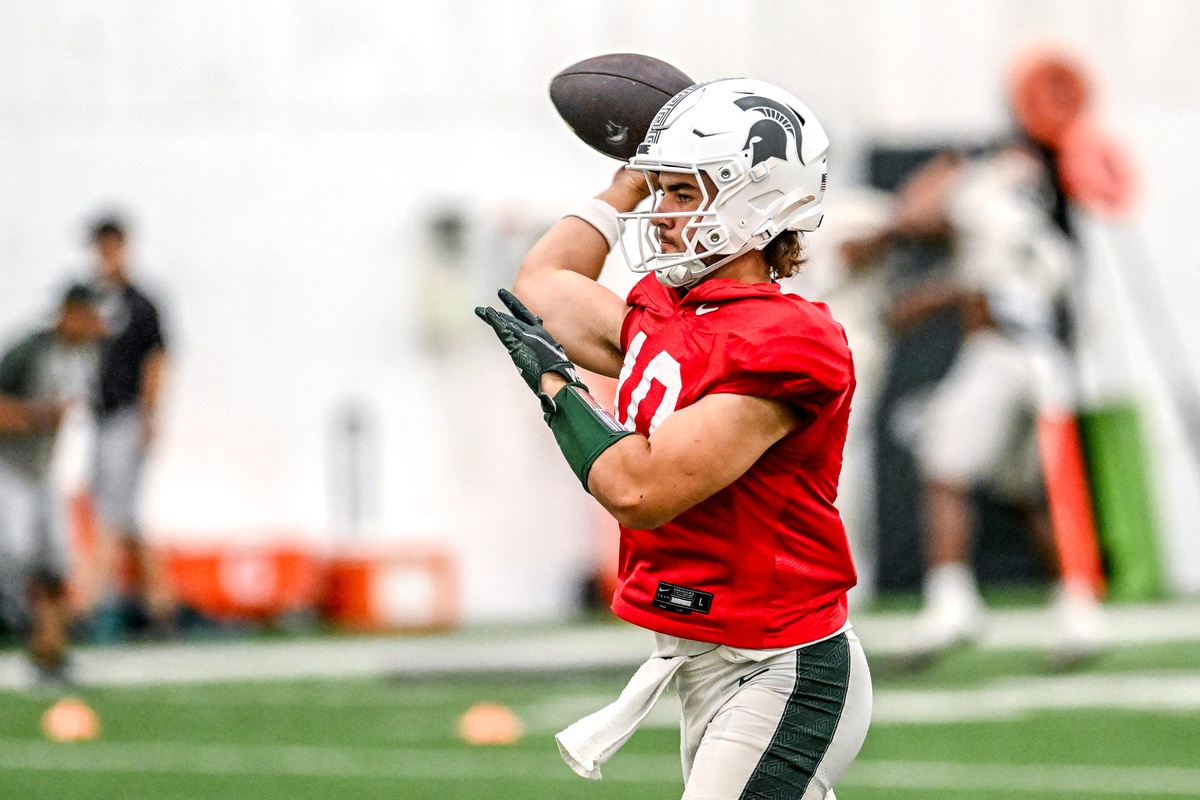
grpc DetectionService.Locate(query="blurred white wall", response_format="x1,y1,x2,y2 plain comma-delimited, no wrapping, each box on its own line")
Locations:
1,0,1197,620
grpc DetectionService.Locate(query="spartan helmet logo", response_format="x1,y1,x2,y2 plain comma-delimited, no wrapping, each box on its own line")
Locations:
604,120,629,146
734,95,807,166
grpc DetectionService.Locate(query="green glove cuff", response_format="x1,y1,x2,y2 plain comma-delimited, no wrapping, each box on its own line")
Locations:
547,382,637,492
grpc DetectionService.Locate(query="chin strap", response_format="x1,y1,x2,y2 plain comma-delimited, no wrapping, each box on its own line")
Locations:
654,240,761,288
546,382,637,491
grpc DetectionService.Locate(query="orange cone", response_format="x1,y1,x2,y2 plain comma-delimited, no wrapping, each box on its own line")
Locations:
41,696,100,742
457,701,523,746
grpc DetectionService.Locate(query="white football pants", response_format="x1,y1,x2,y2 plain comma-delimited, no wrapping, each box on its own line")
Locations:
675,630,872,800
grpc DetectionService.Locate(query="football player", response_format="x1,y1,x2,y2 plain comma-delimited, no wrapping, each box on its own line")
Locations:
845,148,1105,668
0,283,106,684
477,78,871,799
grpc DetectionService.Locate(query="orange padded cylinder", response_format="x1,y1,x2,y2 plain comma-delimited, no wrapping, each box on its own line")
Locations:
1037,413,1106,596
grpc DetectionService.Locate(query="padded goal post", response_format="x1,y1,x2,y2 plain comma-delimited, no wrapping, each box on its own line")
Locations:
1037,400,1168,603
1078,402,1166,600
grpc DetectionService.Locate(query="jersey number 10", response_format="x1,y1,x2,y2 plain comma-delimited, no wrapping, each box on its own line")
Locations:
615,331,683,435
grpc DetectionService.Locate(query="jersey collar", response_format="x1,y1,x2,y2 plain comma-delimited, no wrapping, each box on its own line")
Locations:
675,278,783,306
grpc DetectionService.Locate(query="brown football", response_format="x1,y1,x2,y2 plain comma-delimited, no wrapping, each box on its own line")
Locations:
549,53,694,160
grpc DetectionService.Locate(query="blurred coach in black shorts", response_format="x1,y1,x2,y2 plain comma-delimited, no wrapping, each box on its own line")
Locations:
77,215,175,637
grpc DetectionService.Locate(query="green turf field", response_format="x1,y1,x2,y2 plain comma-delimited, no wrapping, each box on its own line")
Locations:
2,634,1199,800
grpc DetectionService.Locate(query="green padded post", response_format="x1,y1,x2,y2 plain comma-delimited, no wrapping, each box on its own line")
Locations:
1078,401,1166,601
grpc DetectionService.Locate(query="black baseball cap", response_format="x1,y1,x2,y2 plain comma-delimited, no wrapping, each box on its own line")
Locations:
60,282,102,307
89,214,128,242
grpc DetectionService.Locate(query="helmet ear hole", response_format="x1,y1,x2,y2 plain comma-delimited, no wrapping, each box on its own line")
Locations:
713,161,744,185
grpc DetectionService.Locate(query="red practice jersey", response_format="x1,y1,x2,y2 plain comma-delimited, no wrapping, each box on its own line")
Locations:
610,274,857,649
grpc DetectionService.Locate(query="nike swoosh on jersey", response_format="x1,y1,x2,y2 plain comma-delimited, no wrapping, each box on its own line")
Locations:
737,666,771,686
695,304,720,315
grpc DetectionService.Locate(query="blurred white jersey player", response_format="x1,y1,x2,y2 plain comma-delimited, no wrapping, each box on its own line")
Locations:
847,143,1106,664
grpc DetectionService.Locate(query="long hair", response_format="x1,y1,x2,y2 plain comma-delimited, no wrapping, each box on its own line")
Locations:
764,230,806,280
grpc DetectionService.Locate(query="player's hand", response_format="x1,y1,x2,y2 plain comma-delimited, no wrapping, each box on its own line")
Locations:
599,166,653,213
615,164,653,197
475,289,583,408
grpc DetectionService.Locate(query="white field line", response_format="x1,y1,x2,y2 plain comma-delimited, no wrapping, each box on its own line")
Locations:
0,739,670,783
522,671,1200,731
0,625,658,689
870,671,1200,723
74,686,473,709
848,760,1200,796
1,740,1199,795
1,602,1199,688
854,601,1200,654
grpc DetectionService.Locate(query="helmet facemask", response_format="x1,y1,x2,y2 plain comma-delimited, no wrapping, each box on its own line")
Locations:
618,158,754,289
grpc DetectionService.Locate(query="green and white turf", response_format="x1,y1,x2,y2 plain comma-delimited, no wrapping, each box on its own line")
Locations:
2,600,1198,799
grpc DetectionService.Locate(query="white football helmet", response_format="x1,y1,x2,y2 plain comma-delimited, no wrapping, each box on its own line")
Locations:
618,78,830,288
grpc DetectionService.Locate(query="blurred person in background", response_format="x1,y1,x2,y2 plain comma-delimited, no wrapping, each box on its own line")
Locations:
478,78,871,799
842,94,1106,666
0,284,106,684
74,215,176,640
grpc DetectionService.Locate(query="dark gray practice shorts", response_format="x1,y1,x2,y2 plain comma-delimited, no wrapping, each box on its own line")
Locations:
92,406,147,534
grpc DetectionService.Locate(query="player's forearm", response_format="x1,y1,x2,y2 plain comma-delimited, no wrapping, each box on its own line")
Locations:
586,436,698,530
887,281,965,330
531,373,673,526
516,216,612,290
0,396,28,432
139,348,166,415
539,373,785,531
516,173,648,287
0,396,60,433
537,374,669,527
515,168,649,289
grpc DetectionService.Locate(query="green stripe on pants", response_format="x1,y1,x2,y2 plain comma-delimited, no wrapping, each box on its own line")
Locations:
739,634,850,800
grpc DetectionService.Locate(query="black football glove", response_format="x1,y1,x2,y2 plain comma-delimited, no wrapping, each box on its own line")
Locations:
475,289,583,413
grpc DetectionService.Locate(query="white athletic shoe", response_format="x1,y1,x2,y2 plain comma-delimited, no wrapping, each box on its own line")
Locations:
908,563,986,662
1047,581,1106,668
